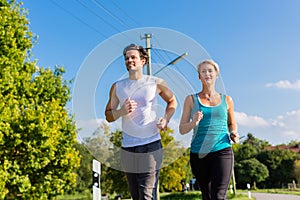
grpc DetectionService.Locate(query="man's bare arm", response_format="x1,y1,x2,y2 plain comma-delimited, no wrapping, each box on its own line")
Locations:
105,83,137,122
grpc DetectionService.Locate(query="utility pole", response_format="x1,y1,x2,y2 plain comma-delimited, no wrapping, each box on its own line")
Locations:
141,33,162,200
141,33,152,75
140,34,187,200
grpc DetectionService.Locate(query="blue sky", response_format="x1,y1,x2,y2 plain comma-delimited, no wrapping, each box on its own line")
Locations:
21,0,300,145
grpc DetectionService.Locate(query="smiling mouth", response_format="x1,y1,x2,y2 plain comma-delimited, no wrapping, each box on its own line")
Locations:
127,64,134,68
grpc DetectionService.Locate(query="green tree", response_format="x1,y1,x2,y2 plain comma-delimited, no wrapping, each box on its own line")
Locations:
294,160,300,186
234,143,258,162
243,133,270,152
83,122,129,197
235,158,269,189
99,127,129,197
287,140,300,147
0,1,80,199
83,124,192,195
257,148,297,187
74,142,93,193
159,127,191,192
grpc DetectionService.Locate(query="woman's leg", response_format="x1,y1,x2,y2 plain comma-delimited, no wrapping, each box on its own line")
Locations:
211,147,234,200
190,152,212,200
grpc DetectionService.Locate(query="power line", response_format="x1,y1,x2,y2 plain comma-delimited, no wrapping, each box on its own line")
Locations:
152,35,173,64
76,0,140,46
109,0,143,27
49,0,179,70
48,0,108,39
75,0,123,34
91,0,129,28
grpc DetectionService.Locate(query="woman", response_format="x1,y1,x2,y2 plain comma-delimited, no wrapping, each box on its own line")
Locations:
179,59,239,200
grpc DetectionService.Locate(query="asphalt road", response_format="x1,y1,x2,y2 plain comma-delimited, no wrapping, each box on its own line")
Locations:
251,192,300,200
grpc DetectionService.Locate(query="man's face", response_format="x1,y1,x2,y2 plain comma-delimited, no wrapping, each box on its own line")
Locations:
125,50,146,71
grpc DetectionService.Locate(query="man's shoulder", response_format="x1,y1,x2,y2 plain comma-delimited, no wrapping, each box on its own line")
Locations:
115,77,129,84
150,76,164,84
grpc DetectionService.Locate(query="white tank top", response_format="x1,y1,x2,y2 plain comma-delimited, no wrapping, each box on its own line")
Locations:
116,75,161,147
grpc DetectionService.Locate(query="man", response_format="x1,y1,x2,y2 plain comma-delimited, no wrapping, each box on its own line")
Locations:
105,44,177,200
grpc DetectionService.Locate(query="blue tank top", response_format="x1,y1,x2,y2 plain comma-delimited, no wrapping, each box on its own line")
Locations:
190,93,231,154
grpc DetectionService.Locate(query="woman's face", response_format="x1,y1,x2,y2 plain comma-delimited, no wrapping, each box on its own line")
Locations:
125,50,146,71
198,63,218,84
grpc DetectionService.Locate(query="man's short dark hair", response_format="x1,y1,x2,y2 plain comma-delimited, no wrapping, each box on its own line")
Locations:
123,44,149,64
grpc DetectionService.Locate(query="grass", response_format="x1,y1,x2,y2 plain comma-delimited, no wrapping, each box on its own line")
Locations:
55,191,92,199
160,191,252,200
160,191,202,200
250,188,300,196
56,191,251,200
56,189,300,199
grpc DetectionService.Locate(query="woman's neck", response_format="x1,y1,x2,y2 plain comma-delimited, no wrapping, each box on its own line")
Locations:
201,85,216,95
200,85,218,101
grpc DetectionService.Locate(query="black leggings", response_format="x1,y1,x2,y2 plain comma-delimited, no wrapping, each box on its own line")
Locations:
190,147,233,200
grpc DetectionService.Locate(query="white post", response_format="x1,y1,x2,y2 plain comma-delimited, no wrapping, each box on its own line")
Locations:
230,184,233,194
247,183,251,199
93,159,101,200
293,180,297,189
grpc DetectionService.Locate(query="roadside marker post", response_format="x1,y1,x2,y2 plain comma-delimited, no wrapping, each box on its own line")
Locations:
247,183,251,199
93,159,101,200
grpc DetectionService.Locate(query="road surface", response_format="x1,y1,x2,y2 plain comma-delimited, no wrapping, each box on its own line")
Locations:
251,192,300,200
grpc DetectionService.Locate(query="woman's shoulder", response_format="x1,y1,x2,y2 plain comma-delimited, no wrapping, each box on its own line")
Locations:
185,93,197,104
224,94,234,105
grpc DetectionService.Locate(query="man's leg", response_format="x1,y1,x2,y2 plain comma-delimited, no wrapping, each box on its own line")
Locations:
136,140,162,200
137,170,159,200
125,172,139,200
122,140,162,200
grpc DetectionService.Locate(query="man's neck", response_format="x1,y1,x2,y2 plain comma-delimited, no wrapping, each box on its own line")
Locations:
129,70,143,80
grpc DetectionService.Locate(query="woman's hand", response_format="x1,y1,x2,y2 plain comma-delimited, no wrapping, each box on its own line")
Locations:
192,111,203,125
230,132,239,143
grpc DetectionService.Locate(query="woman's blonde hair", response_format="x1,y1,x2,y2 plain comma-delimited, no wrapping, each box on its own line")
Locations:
197,59,220,75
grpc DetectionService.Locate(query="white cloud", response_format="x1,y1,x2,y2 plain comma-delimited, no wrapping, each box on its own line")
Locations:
235,110,300,145
274,110,300,129
76,118,106,140
265,80,300,90
75,117,192,148
75,110,300,146
235,112,270,127
76,118,106,129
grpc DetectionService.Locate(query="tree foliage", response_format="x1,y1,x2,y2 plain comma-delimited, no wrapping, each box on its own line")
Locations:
73,142,93,193
294,160,300,185
159,128,191,192
256,148,297,187
0,1,80,199
242,133,270,152
233,143,257,162
234,134,299,189
81,122,129,197
80,123,192,196
77,129,299,195
235,158,269,189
